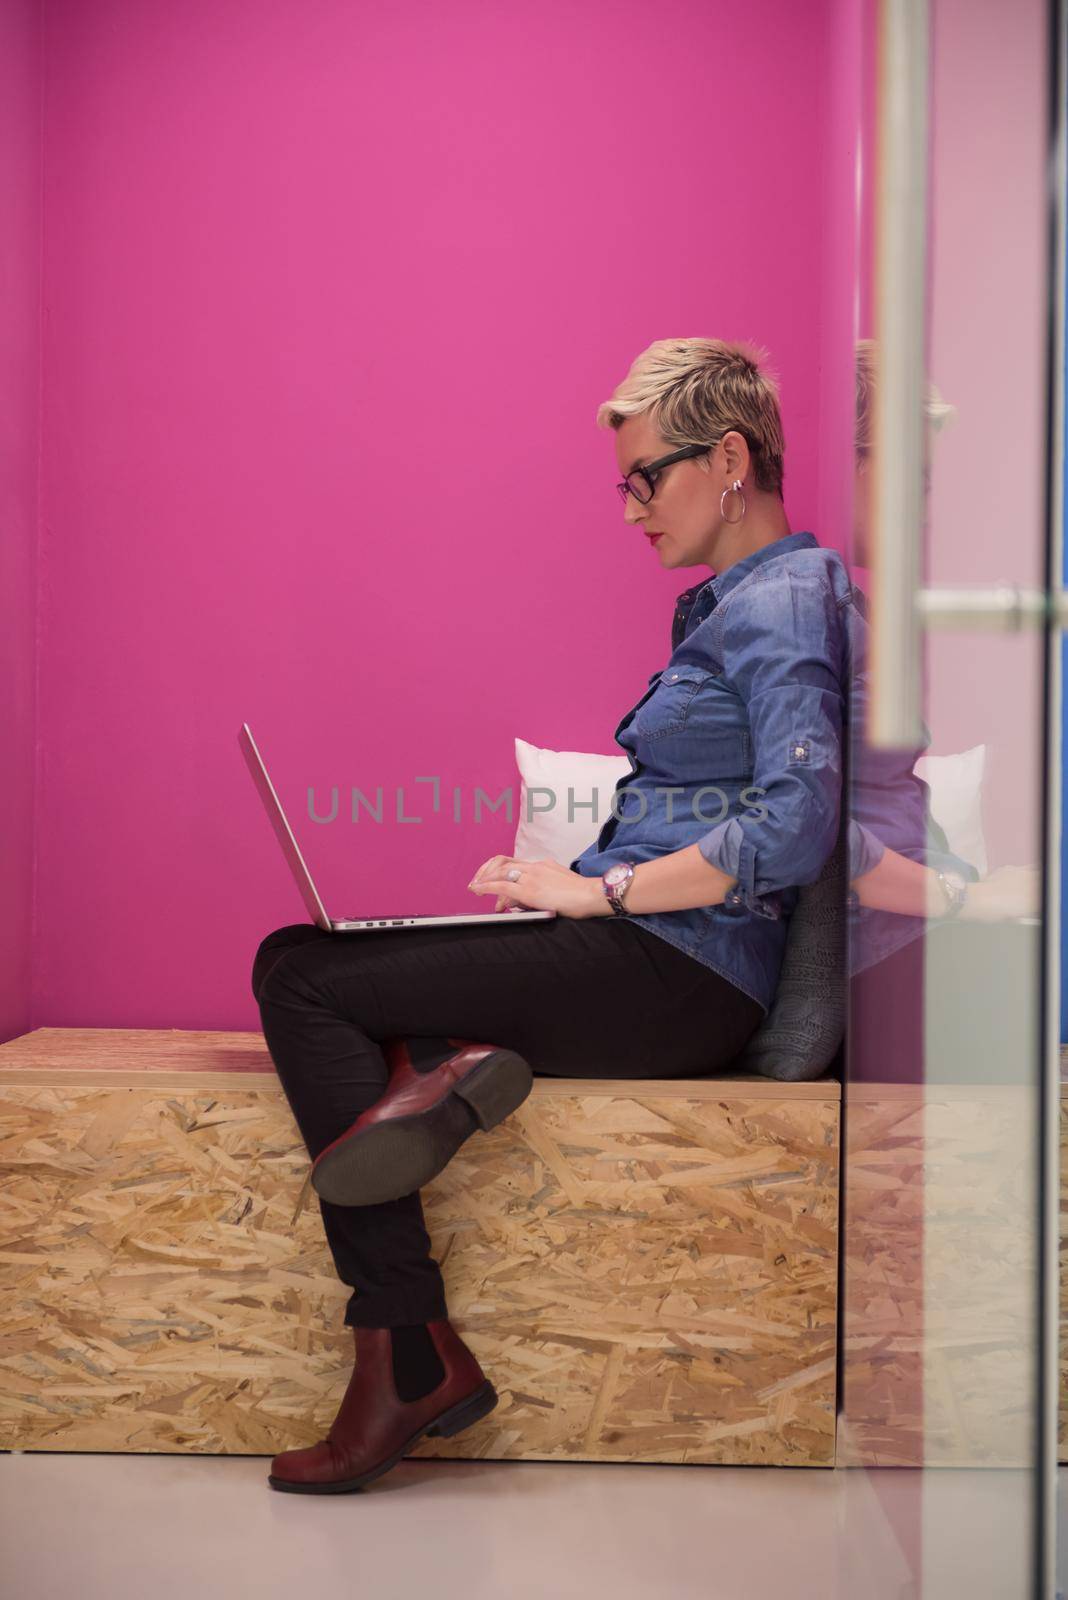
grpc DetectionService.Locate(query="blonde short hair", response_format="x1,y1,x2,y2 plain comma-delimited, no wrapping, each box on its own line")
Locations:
596,337,786,497
854,337,956,461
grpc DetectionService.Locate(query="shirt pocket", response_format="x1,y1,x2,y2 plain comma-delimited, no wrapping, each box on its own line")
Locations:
633,663,750,783
633,664,716,740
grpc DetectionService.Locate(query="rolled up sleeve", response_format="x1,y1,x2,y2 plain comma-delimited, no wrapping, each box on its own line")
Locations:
844,820,888,912
849,818,888,879
698,572,845,915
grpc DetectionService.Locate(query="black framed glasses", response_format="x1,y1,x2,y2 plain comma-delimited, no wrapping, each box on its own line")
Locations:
615,443,714,505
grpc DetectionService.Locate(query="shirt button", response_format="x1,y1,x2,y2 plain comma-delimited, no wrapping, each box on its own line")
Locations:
670,673,678,680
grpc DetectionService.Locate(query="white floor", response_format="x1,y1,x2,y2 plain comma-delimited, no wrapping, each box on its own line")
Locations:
1,1450,1059,1600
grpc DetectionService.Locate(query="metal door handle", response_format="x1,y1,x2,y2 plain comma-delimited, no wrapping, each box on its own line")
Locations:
916,587,1068,630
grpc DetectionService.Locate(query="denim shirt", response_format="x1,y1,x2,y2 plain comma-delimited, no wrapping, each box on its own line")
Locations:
569,530,981,1011
841,585,980,978
570,531,850,1012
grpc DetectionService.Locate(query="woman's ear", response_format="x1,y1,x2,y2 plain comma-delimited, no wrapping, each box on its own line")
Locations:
721,430,749,482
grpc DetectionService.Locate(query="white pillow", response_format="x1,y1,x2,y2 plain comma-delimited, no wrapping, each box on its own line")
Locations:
512,737,630,866
913,743,988,876
511,735,988,878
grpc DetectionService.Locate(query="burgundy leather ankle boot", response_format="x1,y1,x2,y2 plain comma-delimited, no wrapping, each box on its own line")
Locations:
311,1037,533,1207
268,1319,497,1494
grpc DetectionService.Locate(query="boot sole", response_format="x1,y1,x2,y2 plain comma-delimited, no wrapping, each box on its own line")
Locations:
267,1379,499,1494
310,1049,534,1206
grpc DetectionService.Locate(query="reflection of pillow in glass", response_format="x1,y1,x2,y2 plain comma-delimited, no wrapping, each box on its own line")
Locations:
912,744,987,876
512,738,630,866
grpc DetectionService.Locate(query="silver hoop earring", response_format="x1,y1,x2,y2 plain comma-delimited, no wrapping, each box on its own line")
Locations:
720,479,746,525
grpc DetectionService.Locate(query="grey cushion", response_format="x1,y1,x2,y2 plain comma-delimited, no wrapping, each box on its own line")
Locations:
732,819,847,1082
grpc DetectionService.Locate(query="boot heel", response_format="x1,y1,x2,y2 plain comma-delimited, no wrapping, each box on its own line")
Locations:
426,1381,499,1439
454,1050,533,1131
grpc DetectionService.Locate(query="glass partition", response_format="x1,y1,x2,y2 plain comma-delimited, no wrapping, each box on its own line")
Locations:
836,1,1063,1595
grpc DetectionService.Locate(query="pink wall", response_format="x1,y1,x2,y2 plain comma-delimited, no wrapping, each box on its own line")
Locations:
922,0,1049,871
0,0,41,1044
25,0,852,1032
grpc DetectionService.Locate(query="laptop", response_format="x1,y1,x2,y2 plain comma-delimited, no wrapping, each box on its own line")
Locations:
239,723,555,932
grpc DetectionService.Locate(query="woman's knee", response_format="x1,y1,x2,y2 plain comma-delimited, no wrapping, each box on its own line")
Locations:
251,923,327,1004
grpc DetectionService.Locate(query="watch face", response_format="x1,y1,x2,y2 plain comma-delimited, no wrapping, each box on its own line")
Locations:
604,863,631,887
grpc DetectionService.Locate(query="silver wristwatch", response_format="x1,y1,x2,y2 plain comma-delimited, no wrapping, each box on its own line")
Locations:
935,868,969,921
602,861,636,916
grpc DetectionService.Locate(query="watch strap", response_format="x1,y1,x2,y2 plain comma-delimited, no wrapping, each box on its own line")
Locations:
936,869,967,920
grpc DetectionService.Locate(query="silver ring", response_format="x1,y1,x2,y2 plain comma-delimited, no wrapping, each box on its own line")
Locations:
505,867,522,882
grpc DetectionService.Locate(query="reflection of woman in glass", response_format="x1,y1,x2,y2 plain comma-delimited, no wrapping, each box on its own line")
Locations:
843,341,1040,1086
252,338,858,1495
845,340,1038,947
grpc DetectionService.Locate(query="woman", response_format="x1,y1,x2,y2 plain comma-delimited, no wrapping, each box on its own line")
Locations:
252,337,851,1495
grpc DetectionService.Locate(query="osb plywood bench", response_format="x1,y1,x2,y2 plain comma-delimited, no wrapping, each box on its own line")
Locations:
0,1028,841,1467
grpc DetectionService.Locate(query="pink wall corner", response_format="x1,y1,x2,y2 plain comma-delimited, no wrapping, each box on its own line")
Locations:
0,0,41,1046
817,0,865,560
33,0,854,1029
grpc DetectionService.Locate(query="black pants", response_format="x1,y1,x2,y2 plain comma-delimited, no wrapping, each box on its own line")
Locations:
251,914,763,1328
